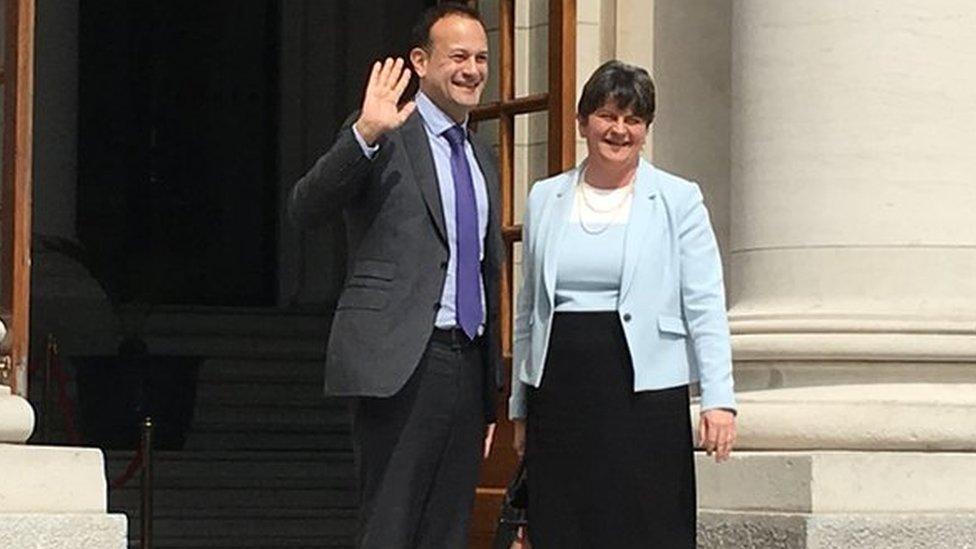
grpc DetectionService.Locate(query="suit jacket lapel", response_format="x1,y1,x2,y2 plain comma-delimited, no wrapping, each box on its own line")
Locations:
619,160,659,301
542,168,579,305
401,112,447,243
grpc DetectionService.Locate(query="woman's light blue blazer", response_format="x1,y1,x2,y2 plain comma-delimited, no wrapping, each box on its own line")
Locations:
509,158,736,419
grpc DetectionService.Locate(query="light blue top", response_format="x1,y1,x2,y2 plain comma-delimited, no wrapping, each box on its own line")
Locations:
353,91,489,332
554,222,626,312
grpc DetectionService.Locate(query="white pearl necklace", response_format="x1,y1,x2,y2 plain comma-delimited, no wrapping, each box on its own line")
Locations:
576,170,634,235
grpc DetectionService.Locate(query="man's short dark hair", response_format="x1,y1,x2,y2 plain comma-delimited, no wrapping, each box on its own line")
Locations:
577,60,656,125
410,2,485,51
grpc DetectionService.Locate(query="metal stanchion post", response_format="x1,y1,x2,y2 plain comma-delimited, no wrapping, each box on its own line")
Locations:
141,417,154,549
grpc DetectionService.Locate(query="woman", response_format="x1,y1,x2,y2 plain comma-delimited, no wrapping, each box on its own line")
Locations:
509,60,737,548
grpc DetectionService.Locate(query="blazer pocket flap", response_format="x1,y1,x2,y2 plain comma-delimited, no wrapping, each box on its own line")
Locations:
658,315,688,336
337,287,388,311
352,259,396,281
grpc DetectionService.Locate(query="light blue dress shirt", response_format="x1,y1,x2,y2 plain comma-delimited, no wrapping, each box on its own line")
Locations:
352,91,489,332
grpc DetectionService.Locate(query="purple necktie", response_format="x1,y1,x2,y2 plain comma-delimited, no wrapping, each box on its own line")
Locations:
442,125,482,340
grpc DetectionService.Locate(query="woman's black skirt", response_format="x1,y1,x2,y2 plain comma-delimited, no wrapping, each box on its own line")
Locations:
526,312,696,548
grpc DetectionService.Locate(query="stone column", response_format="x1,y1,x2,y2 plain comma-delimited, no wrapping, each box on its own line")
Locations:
696,1,976,545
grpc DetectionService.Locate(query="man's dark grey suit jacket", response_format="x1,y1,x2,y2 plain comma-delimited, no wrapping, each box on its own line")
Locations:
288,110,504,422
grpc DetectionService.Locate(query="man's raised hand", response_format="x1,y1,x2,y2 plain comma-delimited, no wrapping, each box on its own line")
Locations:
354,58,417,145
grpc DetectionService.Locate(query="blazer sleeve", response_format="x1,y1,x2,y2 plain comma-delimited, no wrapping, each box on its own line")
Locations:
508,185,538,420
287,112,374,229
678,185,736,412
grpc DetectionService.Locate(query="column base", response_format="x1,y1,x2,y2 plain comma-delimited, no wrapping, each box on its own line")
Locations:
697,451,976,548
0,443,107,512
699,511,976,549
0,514,127,549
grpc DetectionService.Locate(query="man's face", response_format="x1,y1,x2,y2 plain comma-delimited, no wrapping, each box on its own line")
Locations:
578,101,649,166
411,15,488,122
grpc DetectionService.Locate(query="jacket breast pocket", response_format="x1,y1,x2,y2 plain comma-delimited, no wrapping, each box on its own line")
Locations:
350,259,395,283
657,315,688,337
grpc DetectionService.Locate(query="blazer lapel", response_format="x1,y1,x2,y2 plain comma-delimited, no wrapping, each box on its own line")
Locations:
401,112,447,243
619,160,659,301
541,167,580,305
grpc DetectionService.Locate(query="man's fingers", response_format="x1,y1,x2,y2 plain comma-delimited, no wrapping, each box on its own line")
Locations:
367,61,381,91
384,58,402,89
393,67,412,99
377,57,394,88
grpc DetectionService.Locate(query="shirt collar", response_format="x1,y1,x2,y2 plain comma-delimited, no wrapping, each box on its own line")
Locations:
415,91,468,138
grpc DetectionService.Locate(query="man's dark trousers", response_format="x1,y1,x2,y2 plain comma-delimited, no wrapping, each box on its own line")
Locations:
353,330,485,549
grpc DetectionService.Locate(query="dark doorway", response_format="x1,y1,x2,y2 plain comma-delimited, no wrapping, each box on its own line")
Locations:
78,1,279,306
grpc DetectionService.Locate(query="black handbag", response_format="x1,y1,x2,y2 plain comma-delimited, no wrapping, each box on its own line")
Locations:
492,459,528,549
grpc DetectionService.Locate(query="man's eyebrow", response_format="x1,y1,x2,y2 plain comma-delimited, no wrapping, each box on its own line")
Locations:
446,47,489,56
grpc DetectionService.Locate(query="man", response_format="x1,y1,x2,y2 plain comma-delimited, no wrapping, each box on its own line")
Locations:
287,4,502,548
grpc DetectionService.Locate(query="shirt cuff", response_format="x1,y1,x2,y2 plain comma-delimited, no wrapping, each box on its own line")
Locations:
351,124,379,159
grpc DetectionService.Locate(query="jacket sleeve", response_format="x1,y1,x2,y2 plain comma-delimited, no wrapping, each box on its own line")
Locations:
508,186,537,420
287,112,374,229
678,185,736,412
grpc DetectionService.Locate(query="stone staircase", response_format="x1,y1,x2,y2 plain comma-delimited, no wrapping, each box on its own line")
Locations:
101,308,359,549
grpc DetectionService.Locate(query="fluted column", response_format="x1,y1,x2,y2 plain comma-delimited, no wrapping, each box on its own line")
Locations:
730,0,976,360
726,0,976,450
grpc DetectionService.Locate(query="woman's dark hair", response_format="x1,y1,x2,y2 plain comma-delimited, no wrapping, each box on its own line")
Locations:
577,60,655,125
410,2,485,51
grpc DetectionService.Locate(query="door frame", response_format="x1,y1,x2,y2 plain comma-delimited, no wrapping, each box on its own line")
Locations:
0,0,36,396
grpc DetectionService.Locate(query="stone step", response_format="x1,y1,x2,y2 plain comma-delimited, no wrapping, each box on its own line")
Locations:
196,359,322,384
182,430,350,451
109,486,357,511
105,456,355,487
144,334,326,359
123,510,356,538
193,381,327,404
135,306,330,337
189,405,351,428
105,450,353,474
129,536,352,549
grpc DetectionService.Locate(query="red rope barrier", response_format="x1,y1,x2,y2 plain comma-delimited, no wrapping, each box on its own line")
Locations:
110,444,144,489
49,349,82,445
28,339,81,444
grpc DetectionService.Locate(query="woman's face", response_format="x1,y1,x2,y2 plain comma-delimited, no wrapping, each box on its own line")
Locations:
578,101,649,167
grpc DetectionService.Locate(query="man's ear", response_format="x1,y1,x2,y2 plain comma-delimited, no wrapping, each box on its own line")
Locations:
409,47,428,78
577,116,587,139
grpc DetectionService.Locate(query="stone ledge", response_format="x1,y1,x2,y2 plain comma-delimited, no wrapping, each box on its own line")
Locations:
696,451,976,513
0,444,107,512
0,514,127,549
693,383,976,450
699,510,976,549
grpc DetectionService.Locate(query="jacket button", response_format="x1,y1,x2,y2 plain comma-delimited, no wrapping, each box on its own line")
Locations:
440,261,448,270
622,313,632,322
433,303,441,311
